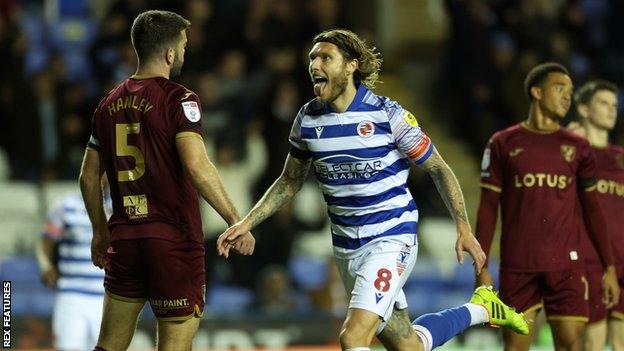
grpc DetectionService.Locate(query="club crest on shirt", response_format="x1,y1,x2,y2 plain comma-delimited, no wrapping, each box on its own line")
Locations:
182,101,201,122
357,121,375,138
560,145,576,162
509,148,523,157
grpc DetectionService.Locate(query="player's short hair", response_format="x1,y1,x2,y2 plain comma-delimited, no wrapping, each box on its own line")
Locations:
131,10,190,63
313,29,383,89
574,79,618,106
524,62,570,102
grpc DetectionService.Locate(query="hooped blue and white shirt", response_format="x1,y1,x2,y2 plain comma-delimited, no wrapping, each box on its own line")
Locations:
289,84,434,258
44,193,111,296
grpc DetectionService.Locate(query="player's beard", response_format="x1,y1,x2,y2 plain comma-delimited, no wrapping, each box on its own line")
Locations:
321,70,349,103
170,52,183,78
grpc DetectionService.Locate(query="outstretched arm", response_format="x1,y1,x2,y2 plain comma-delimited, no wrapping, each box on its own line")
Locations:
417,148,486,272
217,154,312,257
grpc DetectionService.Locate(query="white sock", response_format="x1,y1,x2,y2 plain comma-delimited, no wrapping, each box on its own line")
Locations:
344,348,371,351
412,324,433,351
463,303,489,326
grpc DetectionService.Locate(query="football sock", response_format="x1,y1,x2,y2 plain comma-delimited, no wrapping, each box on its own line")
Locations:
412,306,472,351
463,302,490,325
93,347,107,351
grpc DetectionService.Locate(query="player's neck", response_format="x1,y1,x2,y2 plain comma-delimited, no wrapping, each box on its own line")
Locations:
329,83,358,113
583,122,609,148
525,104,560,133
132,62,170,80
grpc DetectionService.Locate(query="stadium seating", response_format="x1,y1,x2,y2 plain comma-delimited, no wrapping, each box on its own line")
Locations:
288,256,328,290
206,285,254,316
0,255,54,316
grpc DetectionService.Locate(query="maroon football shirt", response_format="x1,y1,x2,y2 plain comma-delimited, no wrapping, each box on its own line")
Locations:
581,145,624,268
480,122,596,272
89,77,204,243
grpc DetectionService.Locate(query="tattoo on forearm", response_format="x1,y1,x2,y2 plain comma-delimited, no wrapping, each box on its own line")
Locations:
248,157,311,228
425,153,469,225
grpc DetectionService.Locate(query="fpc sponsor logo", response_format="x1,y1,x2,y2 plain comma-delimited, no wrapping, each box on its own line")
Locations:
3,281,10,348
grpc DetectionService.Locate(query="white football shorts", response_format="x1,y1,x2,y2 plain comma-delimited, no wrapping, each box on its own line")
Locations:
53,292,104,350
334,239,418,325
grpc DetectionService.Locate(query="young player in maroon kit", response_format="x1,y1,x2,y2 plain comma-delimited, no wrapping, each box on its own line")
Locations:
79,10,254,350
475,62,620,351
568,80,624,351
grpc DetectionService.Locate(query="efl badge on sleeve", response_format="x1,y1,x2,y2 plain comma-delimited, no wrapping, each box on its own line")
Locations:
561,145,576,163
403,111,419,128
481,148,491,171
182,101,201,122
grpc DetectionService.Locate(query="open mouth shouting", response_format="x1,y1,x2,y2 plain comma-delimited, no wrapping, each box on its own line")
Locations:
312,75,328,97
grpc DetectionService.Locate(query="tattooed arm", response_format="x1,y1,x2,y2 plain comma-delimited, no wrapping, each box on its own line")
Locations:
217,154,312,257
419,148,469,225
418,148,486,272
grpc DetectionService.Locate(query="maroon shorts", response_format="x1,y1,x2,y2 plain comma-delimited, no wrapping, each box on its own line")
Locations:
104,238,206,320
588,264,624,321
499,269,588,322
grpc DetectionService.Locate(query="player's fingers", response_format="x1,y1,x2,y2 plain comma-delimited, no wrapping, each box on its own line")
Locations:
217,230,232,246
474,257,484,275
217,231,237,256
217,227,240,247
216,239,225,257
604,288,615,308
456,244,464,265
610,287,619,308
221,241,233,257
216,233,229,254
468,247,483,273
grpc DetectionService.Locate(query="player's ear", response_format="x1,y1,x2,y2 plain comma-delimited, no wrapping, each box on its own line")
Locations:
166,48,175,66
530,86,542,101
577,104,589,119
346,59,358,75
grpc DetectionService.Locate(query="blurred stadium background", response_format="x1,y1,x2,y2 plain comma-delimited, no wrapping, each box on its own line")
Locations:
1,0,623,349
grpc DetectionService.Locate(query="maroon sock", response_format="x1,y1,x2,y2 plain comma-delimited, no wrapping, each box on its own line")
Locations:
93,347,107,351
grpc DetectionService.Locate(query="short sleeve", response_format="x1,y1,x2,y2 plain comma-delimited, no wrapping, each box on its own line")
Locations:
288,106,311,160
388,107,433,164
480,136,504,193
87,106,101,151
577,140,597,190
173,91,203,136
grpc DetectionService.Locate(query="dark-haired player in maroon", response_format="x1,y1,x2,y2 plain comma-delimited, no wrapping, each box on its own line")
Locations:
79,10,255,351
474,62,620,351
568,79,624,351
